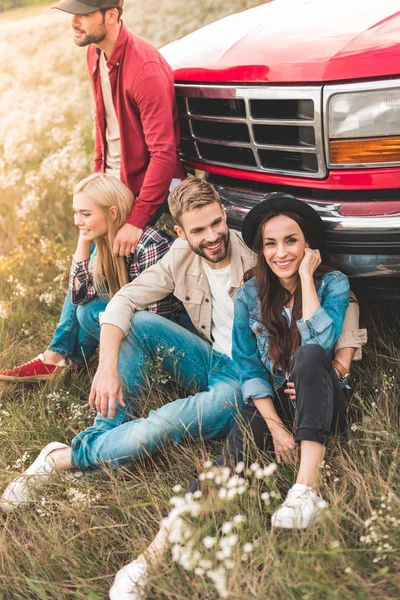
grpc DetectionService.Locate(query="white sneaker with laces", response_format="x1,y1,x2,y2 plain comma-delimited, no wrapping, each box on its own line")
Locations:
271,483,327,529
0,442,70,512
109,560,148,600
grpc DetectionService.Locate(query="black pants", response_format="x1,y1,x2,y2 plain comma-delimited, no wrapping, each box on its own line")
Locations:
189,345,347,492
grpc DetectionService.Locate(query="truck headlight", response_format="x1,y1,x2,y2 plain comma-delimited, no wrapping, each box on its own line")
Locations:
327,88,400,166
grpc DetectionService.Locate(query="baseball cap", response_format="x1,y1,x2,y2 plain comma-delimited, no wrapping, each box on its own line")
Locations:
53,0,123,15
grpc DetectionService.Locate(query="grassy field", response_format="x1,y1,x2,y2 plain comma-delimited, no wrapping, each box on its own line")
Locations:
0,0,50,13
0,1,399,599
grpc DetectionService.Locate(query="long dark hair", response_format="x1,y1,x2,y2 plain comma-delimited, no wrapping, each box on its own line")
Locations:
245,210,324,374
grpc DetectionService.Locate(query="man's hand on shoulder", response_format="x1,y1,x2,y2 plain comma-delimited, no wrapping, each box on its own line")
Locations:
113,223,144,257
89,367,125,419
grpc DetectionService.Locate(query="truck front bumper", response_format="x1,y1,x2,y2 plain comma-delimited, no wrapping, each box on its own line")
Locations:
216,184,400,279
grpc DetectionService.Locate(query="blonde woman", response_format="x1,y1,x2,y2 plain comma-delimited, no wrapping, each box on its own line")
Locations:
0,173,180,382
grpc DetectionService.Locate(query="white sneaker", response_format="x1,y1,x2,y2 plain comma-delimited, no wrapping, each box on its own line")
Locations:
0,442,70,512
271,483,327,529
109,560,148,600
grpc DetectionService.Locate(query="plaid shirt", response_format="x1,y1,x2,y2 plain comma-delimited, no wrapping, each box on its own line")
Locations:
69,226,181,317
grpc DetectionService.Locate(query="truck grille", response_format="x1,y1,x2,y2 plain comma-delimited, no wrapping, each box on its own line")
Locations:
175,84,326,179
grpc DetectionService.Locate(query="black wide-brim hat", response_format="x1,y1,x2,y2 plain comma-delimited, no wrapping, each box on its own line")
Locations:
241,192,325,252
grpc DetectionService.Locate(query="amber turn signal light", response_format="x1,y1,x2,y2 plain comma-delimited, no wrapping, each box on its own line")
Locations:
329,136,400,165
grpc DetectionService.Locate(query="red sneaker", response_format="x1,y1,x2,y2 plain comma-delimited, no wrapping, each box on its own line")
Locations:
0,354,66,382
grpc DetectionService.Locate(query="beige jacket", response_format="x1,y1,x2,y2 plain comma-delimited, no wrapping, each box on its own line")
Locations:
100,229,367,358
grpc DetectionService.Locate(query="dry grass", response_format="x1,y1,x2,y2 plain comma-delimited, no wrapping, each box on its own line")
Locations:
0,1,398,599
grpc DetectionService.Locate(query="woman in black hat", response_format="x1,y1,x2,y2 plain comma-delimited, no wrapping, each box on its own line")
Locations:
228,192,350,529
107,193,352,598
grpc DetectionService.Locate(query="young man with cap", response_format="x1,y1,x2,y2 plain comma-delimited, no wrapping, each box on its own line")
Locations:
52,0,184,256
0,0,185,380
0,179,366,521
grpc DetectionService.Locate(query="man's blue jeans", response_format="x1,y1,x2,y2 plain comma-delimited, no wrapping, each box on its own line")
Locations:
70,311,243,470
47,292,107,365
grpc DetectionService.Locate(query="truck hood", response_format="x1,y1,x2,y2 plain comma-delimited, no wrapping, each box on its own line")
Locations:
161,0,400,83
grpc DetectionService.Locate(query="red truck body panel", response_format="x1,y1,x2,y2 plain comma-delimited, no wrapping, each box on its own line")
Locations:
187,161,400,192
162,0,400,84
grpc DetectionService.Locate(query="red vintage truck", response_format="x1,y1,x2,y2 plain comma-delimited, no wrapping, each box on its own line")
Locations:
161,0,400,295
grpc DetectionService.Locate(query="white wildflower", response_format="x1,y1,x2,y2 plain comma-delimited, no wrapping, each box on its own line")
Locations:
249,462,260,472
67,487,101,508
232,514,246,525
219,534,238,549
0,302,8,320
226,475,240,489
203,536,216,549
263,463,277,477
206,567,228,598
221,521,233,534
199,559,213,570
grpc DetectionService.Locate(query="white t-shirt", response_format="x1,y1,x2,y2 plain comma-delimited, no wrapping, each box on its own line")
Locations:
202,261,234,358
100,52,121,177
283,305,292,327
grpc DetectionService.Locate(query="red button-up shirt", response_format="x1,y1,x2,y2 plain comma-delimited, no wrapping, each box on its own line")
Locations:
87,23,185,230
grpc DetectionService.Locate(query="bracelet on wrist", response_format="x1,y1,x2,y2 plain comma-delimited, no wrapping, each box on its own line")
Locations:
332,359,350,383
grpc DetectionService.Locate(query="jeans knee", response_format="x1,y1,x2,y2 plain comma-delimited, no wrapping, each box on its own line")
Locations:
131,310,161,332
130,312,172,347
76,304,100,338
291,344,330,372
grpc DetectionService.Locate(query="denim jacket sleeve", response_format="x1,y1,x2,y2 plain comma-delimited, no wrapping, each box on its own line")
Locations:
296,271,350,351
232,286,275,404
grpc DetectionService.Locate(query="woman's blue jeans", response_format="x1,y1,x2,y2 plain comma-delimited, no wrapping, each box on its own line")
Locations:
70,311,244,470
47,290,195,365
47,292,108,365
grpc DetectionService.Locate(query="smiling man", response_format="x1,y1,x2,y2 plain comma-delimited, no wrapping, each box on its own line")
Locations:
53,0,184,256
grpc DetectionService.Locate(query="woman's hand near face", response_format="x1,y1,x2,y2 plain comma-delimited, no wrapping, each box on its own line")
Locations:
73,232,92,263
299,248,322,320
298,247,321,280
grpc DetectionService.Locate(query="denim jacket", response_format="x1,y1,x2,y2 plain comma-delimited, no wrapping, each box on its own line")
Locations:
232,271,350,404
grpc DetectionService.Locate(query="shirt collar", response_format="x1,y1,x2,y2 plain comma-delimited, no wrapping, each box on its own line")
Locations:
95,21,128,67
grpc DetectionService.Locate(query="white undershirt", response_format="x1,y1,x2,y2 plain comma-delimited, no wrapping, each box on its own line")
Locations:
100,55,180,194
100,52,121,177
283,305,292,327
202,261,234,358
